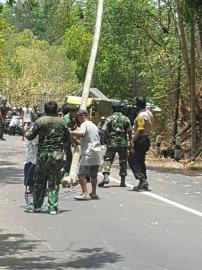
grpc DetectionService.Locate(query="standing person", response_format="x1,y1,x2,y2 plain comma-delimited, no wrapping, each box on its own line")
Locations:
9,108,21,136
98,102,132,187
24,130,38,198
62,104,79,175
24,113,39,198
25,101,70,214
128,96,153,191
70,110,101,200
21,101,32,140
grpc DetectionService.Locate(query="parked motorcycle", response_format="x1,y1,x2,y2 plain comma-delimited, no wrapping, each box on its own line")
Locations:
9,115,23,136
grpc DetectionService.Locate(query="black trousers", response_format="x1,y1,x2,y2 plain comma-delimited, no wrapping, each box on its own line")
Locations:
128,136,150,181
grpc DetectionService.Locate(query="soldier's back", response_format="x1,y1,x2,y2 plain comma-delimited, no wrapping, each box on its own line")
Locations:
106,113,131,147
36,116,69,153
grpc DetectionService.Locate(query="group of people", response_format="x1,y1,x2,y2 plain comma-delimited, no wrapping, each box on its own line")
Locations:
21,95,153,215
0,100,35,139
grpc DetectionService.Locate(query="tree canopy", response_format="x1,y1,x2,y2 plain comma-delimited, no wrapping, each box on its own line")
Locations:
0,0,202,152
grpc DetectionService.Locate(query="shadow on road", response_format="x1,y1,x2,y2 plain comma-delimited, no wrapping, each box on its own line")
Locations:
0,230,123,270
0,161,19,166
65,247,123,269
0,165,23,184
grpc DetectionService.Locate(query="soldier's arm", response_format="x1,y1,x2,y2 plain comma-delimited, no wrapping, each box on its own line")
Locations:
63,125,70,144
100,119,108,133
124,118,132,149
25,121,39,141
125,118,132,139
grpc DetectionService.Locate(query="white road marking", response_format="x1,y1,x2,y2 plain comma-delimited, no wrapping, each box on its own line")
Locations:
98,174,202,218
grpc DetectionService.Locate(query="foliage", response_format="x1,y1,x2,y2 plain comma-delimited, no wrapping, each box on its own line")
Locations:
0,0,201,142
0,29,79,105
3,0,72,44
63,22,93,81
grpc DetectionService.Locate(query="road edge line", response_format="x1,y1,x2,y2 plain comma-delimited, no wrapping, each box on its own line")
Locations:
98,173,202,218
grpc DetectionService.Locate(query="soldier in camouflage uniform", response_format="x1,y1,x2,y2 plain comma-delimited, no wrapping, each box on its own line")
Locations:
25,101,70,214
98,102,132,187
62,104,79,175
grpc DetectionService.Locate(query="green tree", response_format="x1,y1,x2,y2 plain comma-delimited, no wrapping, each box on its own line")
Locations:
1,29,79,104
3,0,72,44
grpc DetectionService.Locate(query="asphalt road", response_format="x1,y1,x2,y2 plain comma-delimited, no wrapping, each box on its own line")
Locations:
0,135,202,270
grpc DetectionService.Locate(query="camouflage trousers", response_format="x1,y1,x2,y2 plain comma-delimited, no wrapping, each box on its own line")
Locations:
63,143,73,175
33,153,63,211
0,119,4,139
102,147,128,177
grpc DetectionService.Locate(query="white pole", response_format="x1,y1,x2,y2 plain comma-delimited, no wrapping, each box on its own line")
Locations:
80,0,104,110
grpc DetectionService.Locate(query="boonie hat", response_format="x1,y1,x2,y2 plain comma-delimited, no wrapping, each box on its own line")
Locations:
77,109,89,116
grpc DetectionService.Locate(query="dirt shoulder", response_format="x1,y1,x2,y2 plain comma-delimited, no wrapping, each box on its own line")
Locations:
146,153,202,177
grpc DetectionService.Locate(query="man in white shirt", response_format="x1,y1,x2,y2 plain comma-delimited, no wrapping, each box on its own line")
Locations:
21,101,32,140
21,101,32,123
70,110,101,200
24,134,38,192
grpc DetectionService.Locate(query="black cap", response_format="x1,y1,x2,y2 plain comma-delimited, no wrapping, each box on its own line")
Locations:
77,109,89,116
67,104,80,111
135,96,146,109
112,101,121,112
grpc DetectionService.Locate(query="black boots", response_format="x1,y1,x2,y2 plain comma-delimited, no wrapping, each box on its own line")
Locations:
120,176,126,187
98,174,127,187
133,179,149,191
98,173,109,187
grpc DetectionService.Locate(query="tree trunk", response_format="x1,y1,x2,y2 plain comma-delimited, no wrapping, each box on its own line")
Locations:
176,0,191,87
190,12,197,157
80,0,104,110
198,19,202,57
176,122,191,137
173,58,181,139
176,0,197,157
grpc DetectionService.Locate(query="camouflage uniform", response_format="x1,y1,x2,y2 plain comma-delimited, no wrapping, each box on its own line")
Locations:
25,116,70,212
63,113,78,174
101,112,132,185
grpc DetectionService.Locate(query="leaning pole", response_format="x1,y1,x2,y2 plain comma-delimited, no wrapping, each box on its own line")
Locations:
80,0,104,110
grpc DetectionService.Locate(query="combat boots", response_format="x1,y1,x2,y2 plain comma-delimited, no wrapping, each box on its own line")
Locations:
98,173,109,187
133,179,149,191
120,176,126,187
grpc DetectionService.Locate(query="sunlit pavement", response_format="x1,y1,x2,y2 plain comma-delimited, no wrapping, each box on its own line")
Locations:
0,135,202,270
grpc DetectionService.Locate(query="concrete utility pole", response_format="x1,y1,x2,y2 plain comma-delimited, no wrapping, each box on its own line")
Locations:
80,0,104,110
